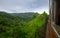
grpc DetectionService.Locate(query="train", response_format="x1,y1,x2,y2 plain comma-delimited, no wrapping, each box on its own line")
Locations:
46,0,60,38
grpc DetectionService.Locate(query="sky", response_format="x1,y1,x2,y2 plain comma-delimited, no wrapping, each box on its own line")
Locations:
0,0,49,14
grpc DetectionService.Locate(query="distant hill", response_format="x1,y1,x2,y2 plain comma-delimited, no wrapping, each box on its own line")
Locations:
0,11,39,22
10,12,37,21
0,11,14,19
10,12,35,17
0,11,25,23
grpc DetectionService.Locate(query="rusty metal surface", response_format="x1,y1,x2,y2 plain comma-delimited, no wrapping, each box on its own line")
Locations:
52,23,60,38
46,21,58,38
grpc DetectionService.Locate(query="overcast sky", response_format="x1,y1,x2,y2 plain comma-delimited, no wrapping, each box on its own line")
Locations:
0,0,49,14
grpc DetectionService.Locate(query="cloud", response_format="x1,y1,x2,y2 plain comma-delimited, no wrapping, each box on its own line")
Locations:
0,0,49,14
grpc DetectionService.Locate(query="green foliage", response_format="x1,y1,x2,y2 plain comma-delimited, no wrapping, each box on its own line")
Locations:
0,11,48,38
23,12,48,38
10,13,35,22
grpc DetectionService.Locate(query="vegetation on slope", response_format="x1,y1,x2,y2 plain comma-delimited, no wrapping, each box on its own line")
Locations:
23,12,48,38
0,11,48,38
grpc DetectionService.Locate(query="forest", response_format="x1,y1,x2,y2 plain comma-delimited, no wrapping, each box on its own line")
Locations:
0,11,48,38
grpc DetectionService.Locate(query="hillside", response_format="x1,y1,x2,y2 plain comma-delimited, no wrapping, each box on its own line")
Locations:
10,12,36,21
0,11,48,38
0,11,15,19
23,12,48,38
10,12,34,17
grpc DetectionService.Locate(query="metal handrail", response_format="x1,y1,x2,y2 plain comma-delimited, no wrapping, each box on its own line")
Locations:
51,22,60,38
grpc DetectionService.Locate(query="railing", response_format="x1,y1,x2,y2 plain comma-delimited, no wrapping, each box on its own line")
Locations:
51,22,60,38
